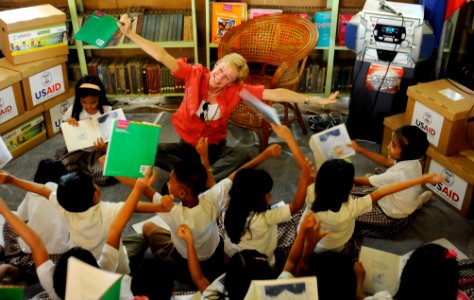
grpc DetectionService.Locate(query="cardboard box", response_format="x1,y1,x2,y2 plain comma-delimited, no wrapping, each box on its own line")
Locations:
405,79,474,156
381,113,407,156
0,67,25,125
0,56,69,110
424,147,474,218
43,87,74,138
1,113,47,159
0,4,68,65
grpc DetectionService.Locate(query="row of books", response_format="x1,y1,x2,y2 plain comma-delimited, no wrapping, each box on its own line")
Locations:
210,2,356,47
66,7,194,47
297,63,354,94
67,57,185,95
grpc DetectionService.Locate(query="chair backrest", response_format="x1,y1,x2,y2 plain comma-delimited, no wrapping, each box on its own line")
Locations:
218,14,318,90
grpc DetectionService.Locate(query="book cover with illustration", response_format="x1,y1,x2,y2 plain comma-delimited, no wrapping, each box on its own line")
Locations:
309,123,355,168
211,2,247,44
60,108,126,152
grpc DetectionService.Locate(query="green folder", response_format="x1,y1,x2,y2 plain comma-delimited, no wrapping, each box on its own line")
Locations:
0,286,24,300
75,11,120,48
104,119,161,178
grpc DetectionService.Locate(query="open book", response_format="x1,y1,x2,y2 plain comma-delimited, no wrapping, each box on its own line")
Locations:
239,89,281,125
103,119,161,178
60,108,126,152
244,276,318,300
359,238,467,296
65,257,132,300
309,123,355,168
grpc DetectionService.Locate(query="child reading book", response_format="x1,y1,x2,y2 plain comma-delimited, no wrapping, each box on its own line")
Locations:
55,75,116,186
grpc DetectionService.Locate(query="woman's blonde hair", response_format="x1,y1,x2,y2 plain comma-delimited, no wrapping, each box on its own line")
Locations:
219,53,249,82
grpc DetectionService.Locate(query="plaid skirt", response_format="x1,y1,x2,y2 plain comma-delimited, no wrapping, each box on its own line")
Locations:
55,146,116,186
355,202,413,239
2,223,62,282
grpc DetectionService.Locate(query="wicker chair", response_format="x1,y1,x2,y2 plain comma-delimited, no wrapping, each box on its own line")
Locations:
218,14,318,152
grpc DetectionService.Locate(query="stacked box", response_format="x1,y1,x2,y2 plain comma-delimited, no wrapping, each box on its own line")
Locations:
405,79,474,156
1,113,46,159
0,56,68,110
43,88,75,138
0,67,25,125
0,4,68,65
424,147,474,218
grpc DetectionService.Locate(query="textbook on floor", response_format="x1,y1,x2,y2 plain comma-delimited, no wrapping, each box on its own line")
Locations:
103,119,161,178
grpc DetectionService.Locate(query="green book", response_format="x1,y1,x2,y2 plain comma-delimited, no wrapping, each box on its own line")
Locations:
0,286,24,300
104,119,161,178
75,11,119,48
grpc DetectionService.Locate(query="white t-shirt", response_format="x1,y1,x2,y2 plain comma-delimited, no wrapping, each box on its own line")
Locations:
37,244,133,300
302,183,373,251
364,290,393,300
155,178,232,260
16,182,73,254
62,105,112,121
48,192,130,274
223,204,292,266
369,160,422,218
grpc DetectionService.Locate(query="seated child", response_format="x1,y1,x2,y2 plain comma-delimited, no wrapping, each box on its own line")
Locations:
55,75,115,186
362,243,459,300
176,212,329,299
349,125,431,238
0,169,171,275
301,159,443,259
0,159,70,281
0,168,173,300
118,143,282,284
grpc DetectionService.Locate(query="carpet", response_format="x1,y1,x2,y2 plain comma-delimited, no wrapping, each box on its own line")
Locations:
1,111,473,257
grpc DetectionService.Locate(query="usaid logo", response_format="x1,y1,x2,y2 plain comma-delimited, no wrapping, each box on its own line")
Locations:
423,111,432,125
60,101,69,113
41,72,53,87
442,169,454,187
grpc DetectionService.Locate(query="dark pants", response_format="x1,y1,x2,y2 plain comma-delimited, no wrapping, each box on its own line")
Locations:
155,140,251,182
146,226,225,284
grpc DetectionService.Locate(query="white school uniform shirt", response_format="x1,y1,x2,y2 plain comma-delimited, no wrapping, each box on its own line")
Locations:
369,159,422,219
223,204,292,267
62,105,112,121
153,178,232,260
16,182,73,254
302,183,372,251
48,192,130,274
37,244,134,300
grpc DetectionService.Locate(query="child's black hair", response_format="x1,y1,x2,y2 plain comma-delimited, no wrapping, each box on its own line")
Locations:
53,247,99,299
224,169,273,244
33,159,67,184
306,251,357,300
395,244,458,300
173,160,208,197
57,171,96,212
393,125,429,161
311,159,354,213
225,250,273,300
131,257,174,300
72,75,110,121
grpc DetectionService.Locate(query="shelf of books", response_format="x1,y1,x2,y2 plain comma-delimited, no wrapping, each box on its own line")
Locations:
205,0,360,98
66,0,198,97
